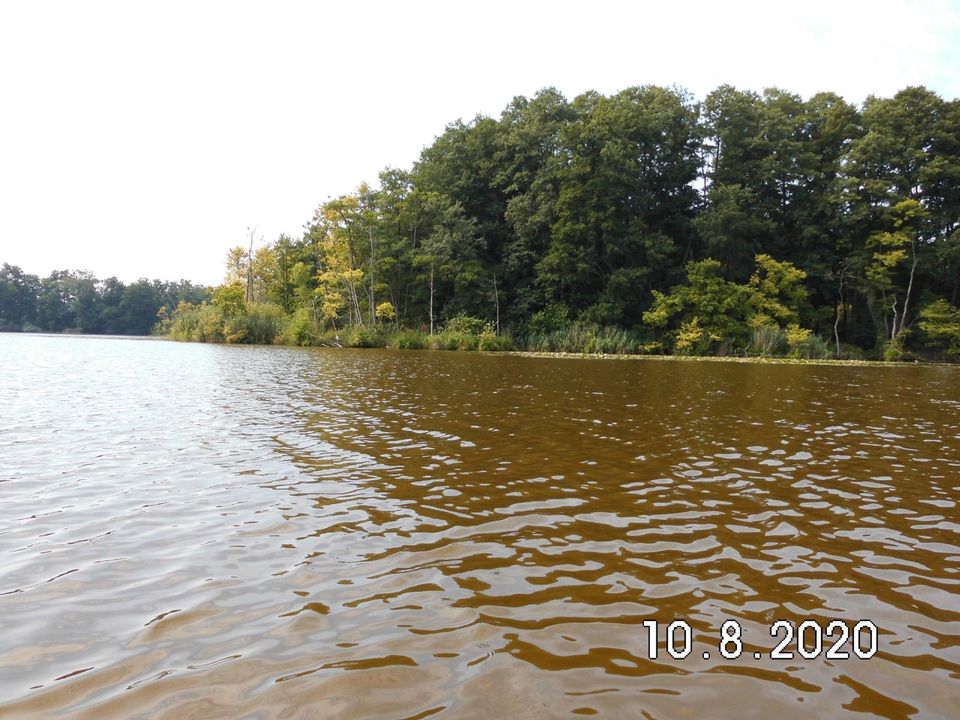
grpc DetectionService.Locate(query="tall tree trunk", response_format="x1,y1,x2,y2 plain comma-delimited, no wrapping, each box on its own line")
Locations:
834,272,845,359
348,281,363,326
429,263,435,336
493,272,500,335
369,228,375,325
890,296,899,342
246,228,255,304
895,242,918,339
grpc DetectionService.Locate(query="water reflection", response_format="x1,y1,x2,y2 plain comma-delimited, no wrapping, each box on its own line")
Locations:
1,335,959,719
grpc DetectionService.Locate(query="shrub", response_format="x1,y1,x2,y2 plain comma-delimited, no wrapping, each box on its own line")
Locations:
391,330,428,350
279,308,316,346
443,314,491,336
168,301,203,341
639,341,665,355
750,324,787,356
882,335,911,362
918,298,960,359
189,304,225,343
341,326,387,348
478,331,514,351
375,301,397,322
217,303,283,344
243,303,284,344
431,332,479,351
674,318,716,356
591,326,639,354
714,338,736,357
212,282,246,317
523,322,641,354
223,316,248,343
839,343,865,360
792,333,831,359
785,324,811,349
527,304,569,336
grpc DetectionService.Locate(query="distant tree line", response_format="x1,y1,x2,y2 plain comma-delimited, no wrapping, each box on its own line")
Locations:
0,264,209,336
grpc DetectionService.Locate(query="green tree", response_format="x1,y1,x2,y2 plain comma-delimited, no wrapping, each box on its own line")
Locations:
747,254,811,328
643,258,751,353
863,199,928,340
119,280,162,335
212,282,246,317
37,271,77,332
417,199,481,333
0,264,40,330
918,299,960,359
693,184,772,280
541,85,700,324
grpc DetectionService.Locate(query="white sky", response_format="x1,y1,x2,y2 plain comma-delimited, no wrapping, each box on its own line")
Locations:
1,0,958,287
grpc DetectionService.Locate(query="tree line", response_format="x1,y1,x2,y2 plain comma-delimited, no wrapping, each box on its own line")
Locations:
0,265,209,336
10,83,960,360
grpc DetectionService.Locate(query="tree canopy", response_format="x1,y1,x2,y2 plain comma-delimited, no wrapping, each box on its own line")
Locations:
6,83,959,360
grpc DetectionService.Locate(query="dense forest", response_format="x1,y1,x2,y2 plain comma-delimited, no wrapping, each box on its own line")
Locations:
5,84,960,360
0,266,209,336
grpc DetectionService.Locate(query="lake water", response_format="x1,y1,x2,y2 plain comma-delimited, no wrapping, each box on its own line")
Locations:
1,333,959,719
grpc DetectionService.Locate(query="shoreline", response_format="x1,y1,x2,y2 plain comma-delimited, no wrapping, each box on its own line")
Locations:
7,329,955,367
502,349,945,368
203,336,956,368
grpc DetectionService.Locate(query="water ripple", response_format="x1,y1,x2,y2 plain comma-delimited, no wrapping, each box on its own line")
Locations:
1,336,959,718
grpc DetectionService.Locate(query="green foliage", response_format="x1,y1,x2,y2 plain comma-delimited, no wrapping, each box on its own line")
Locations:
0,265,208,335
744,320,829,359
747,254,810,327
791,333,832,359
429,332,479,351
195,305,225,343
167,302,225,343
0,263,40,330
170,301,282,345
839,343,866,360
375,301,396,322
694,184,770,281
674,318,718,356
644,258,751,351
340,326,388,348
882,336,910,362
918,299,960,359
527,303,569,336
279,308,316,346
9,83,960,362
212,282,246,317
223,303,284,345
477,332,515,351
526,321,643,354
425,329,513,351
645,254,817,356
390,330,428,350
169,301,202,341
443,314,492,335
750,325,788,357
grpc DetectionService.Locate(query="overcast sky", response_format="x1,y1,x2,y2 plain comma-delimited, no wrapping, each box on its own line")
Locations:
1,0,958,287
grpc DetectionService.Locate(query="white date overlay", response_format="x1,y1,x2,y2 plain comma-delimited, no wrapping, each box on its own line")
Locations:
640,619,878,660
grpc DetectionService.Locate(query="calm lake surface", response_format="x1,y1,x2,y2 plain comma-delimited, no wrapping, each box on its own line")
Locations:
2,334,959,719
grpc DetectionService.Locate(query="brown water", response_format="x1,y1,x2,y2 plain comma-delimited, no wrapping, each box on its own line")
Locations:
2,334,959,719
